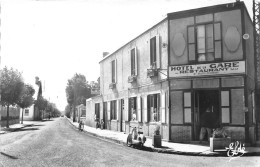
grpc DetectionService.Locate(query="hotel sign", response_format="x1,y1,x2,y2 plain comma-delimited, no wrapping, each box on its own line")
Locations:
169,61,245,78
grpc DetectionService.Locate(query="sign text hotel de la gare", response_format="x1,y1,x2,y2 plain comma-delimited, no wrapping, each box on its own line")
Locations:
169,61,245,77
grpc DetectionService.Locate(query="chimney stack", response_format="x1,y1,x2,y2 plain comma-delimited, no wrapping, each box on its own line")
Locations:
103,52,109,57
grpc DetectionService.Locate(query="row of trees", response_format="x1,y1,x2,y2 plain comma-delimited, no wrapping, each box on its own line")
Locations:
65,73,98,121
0,66,60,128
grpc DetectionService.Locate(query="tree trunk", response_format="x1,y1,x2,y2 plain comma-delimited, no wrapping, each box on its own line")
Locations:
21,108,24,124
6,105,10,128
73,104,76,122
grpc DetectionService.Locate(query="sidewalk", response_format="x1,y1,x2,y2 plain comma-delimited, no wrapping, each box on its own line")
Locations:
0,121,36,134
67,118,260,157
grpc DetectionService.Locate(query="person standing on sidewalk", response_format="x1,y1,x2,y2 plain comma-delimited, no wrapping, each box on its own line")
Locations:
199,106,215,142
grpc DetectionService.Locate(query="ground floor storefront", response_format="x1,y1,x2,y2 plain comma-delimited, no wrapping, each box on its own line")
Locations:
85,76,257,145
169,75,257,144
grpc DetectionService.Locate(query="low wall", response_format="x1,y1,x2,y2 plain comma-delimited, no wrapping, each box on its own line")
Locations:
1,118,20,127
0,106,20,128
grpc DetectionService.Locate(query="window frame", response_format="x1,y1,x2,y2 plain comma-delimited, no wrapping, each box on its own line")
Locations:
187,21,222,64
183,92,192,124
24,109,29,116
129,97,137,121
150,36,157,67
148,93,160,122
221,90,231,124
111,59,117,83
130,47,138,76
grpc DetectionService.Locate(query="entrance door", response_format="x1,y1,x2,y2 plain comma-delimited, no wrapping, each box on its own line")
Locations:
120,99,124,132
193,90,220,141
103,102,107,129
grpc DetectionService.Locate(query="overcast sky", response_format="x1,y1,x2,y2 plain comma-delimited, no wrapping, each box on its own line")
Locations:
0,0,253,111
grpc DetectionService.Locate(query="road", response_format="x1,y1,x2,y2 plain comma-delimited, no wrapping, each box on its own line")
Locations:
0,117,259,167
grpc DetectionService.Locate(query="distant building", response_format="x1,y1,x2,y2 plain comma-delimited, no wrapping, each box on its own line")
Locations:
20,105,35,121
85,1,258,144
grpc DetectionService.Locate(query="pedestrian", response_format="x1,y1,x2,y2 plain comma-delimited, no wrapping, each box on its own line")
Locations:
199,106,216,142
79,121,84,131
100,119,104,130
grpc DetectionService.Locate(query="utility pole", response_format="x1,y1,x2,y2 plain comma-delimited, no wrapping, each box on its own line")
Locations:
253,0,260,141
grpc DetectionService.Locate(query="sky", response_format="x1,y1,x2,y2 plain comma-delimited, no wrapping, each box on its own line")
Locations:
0,0,253,111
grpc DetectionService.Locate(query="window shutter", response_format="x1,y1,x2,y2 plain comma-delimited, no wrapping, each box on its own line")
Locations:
134,47,138,76
107,101,111,121
156,35,161,69
124,98,129,121
137,96,141,122
117,100,119,121
115,59,117,83
161,92,166,123
111,61,113,83
143,96,148,122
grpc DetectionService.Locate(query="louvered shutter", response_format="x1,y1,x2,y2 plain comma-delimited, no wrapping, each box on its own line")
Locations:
115,59,117,83
156,35,161,69
107,101,111,121
124,98,129,121
137,96,141,122
116,100,119,121
134,47,138,76
161,92,166,123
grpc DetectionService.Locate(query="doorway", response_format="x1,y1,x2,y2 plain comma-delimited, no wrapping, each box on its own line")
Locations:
193,90,220,141
103,102,107,129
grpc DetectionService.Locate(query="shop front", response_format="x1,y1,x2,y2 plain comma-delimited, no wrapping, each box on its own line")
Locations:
169,61,248,143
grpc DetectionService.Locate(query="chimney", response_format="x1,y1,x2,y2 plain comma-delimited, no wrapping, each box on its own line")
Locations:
103,52,109,57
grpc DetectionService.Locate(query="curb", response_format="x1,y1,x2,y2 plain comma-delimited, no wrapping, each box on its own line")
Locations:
65,118,260,157
1,124,33,133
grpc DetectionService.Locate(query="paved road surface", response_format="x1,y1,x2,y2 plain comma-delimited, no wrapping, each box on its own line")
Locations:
0,118,259,167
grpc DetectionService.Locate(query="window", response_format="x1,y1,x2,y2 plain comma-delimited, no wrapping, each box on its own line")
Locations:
221,91,230,123
184,92,191,123
129,97,137,121
148,94,160,122
81,109,86,117
188,22,222,62
111,60,117,83
95,103,100,120
150,37,157,67
130,48,137,76
24,109,29,116
111,100,117,120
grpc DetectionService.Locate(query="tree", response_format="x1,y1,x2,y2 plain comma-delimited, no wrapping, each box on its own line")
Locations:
65,73,92,122
65,104,71,118
17,84,35,124
0,67,24,128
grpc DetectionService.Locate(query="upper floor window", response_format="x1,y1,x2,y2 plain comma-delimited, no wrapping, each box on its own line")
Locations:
150,37,157,67
130,47,137,76
188,22,222,63
111,59,117,83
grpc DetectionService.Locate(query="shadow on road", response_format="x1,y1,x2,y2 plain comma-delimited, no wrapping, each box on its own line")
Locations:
0,152,18,159
11,127,39,132
4,127,40,133
41,119,54,122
